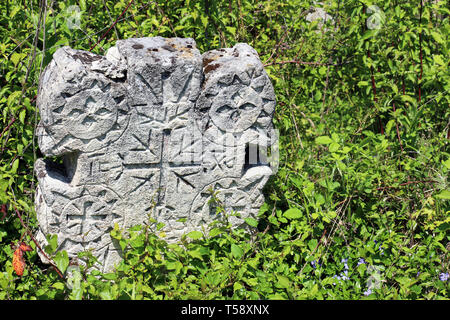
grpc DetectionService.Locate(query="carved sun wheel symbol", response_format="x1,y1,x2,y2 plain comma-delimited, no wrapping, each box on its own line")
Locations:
43,79,130,155
62,189,120,243
64,90,118,140
190,178,252,225
209,84,262,133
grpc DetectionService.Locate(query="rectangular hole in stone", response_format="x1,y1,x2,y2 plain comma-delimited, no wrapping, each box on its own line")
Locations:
44,157,68,179
62,152,80,184
40,152,79,185
244,143,266,173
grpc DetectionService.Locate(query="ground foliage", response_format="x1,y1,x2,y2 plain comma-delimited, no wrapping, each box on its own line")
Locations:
0,0,449,300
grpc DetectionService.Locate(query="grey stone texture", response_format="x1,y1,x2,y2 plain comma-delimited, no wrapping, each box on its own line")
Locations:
306,3,334,31
35,37,276,271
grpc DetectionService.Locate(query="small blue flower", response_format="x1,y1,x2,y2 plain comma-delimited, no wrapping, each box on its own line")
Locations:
310,259,322,269
363,288,372,296
357,258,366,266
341,258,349,270
332,274,340,285
439,273,449,281
374,240,385,255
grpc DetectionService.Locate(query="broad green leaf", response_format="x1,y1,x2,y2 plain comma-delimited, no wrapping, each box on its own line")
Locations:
188,249,203,260
243,277,258,286
187,230,203,240
7,91,22,107
231,244,244,259
268,293,288,300
70,287,83,300
340,146,352,154
10,53,23,67
385,119,395,135
357,80,369,87
233,282,243,291
0,178,9,194
315,194,325,205
52,282,65,290
387,59,394,72
318,66,327,76
102,273,117,280
99,289,114,300
400,95,417,106
191,9,198,21
17,143,23,154
283,208,302,219
314,91,322,101
315,136,333,145
244,217,258,227
19,109,26,125
201,16,208,28
10,6,20,18
156,222,165,231
54,251,69,274
79,0,86,11
329,142,340,152
276,274,290,289
433,54,445,66
430,31,444,44
258,202,270,215
226,26,236,35
308,239,318,251
396,277,415,287
45,234,58,254
442,158,450,169
11,159,19,173
208,227,223,237
435,189,450,200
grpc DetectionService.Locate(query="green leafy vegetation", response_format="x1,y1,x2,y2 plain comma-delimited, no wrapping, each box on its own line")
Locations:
0,0,449,299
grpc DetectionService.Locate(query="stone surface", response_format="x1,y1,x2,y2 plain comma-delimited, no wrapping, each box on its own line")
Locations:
35,37,276,271
306,4,334,31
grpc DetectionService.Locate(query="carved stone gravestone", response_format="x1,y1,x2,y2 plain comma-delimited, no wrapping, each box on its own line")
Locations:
35,37,276,271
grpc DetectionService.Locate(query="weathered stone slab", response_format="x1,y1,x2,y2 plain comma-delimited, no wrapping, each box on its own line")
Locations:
35,37,276,271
